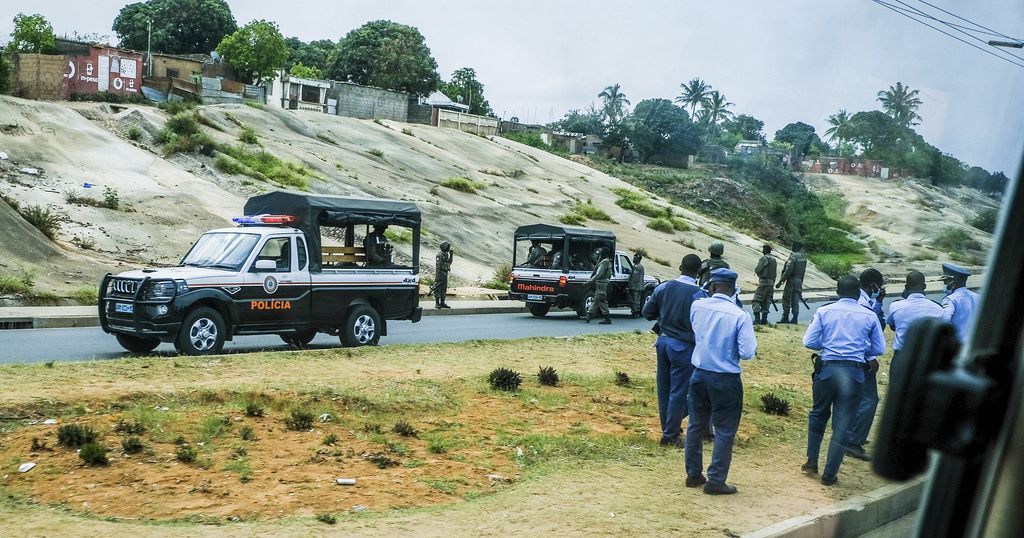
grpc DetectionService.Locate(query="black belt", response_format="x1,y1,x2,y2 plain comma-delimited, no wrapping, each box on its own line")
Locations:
823,360,865,368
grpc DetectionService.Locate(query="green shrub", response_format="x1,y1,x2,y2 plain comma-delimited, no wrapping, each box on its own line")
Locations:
114,419,146,435
612,188,663,217
368,148,385,158
488,367,522,391
506,168,525,178
426,435,453,454
70,286,98,305
158,100,195,115
244,402,265,417
969,208,998,234
218,145,311,190
121,436,144,454
176,445,197,463
393,420,418,437
0,270,34,296
323,433,339,445
932,227,981,254
316,513,337,525
614,371,631,386
808,253,863,279
401,128,414,136
481,262,514,290
79,442,109,466
152,128,173,145
166,112,201,137
285,408,314,431
18,204,62,239
537,366,559,387
214,154,246,175
760,392,791,416
384,228,413,244
558,213,586,226
238,126,259,144
126,126,143,141
57,424,97,447
647,217,675,234
440,177,484,194
571,200,614,222
101,186,120,210
239,425,256,441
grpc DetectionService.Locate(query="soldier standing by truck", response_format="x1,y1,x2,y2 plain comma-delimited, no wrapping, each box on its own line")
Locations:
776,242,807,324
752,244,777,325
697,242,730,287
586,247,613,324
629,252,646,318
433,241,453,309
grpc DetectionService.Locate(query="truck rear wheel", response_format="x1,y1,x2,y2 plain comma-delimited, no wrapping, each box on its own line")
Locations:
576,292,595,318
175,307,226,356
528,303,550,317
341,305,381,347
115,333,161,354
281,329,317,349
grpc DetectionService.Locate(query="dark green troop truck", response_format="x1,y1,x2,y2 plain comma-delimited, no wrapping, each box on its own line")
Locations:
508,224,658,317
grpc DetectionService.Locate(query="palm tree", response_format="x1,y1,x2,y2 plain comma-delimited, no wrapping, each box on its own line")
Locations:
825,109,852,155
877,82,923,127
700,90,734,138
598,83,630,123
676,78,712,117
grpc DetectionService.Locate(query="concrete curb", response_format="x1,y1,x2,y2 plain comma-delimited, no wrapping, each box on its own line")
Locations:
742,479,924,538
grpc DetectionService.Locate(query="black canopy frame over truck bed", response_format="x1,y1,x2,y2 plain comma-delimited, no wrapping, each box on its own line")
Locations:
244,191,421,272
513,223,615,272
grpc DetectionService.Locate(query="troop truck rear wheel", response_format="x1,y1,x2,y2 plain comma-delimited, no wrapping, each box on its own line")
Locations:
576,292,595,318
528,303,551,317
115,333,161,354
280,329,317,349
175,307,226,356
340,305,381,347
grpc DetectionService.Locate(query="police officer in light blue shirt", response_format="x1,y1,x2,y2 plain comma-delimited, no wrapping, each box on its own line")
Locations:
886,270,944,359
847,268,886,461
802,276,886,486
940,263,980,344
684,268,756,495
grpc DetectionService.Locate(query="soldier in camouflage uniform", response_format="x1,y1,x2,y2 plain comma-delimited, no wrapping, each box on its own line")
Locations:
628,252,646,318
752,244,777,325
776,242,807,324
697,242,730,288
586,247,613,324
433,241,453,309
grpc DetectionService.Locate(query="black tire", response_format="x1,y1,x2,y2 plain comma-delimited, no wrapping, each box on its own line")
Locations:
528,303,551,318
175,306,226,356
115,333,161,354
340,305,381,347
576,291,595,318
280,329,317,349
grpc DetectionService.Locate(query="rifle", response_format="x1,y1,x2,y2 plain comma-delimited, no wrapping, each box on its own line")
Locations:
800,295,810,310
771,298,779,312
427,281,439,297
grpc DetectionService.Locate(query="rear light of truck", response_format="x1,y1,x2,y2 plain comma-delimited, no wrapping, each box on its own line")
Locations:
559,276,567,287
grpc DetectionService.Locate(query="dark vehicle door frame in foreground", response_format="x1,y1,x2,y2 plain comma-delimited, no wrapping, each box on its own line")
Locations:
873,154,1024,537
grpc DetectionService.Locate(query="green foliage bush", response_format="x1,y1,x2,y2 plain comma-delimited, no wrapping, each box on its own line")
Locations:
121,436,144,454
614,371,631,386
166,112,201,137
440,177,483,194
79,442,109,466
244,402,265,417
214,154,246,175
18,204,62,239
368,148,385,158
384,228,413,244
239,425,256,441
126,126,143,141
114,419,146,435
481,262,513,290
316,513,337,525
71,286,98,305
219,145,311,190
970,208,998,234
571,200,614,222
238,126,259,144
392,420,418,437
612,188,663,217
808,253,864,279
0,270,34,296
647,217,675,233
158,100,196,115
760,392,791,416
933,227,982,253
175,444,197,463
488,367,522,391
57,424,97,447
557,212,586,226
537,366,559,387
285,408,315,431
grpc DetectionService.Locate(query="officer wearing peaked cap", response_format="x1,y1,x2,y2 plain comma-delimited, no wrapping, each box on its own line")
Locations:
685,268,756,495
940,263,980,344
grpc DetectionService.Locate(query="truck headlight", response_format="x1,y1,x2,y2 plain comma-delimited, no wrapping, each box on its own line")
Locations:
175,280,189,294
142,281,183,301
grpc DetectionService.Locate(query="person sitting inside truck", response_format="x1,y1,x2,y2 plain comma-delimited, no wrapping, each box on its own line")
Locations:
364,224,392,267
526,241,547,267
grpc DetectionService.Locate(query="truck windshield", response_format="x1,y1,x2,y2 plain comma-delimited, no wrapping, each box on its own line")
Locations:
180,232,260,271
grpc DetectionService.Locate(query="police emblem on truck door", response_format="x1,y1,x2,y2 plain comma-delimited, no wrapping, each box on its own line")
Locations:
263,275,278,294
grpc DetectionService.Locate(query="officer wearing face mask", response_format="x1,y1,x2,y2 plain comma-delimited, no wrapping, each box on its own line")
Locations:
940,263,980,344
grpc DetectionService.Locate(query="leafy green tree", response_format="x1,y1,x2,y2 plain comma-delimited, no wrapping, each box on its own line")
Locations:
441,67,493,116
774,122,822,157
550,106,605,136
288,62,322,79
328,20,440,96
722,114,764,141
824,109,853,155
284,37,335,74
598,83,630,123
113,0,237,55
699,90,734,138
846,111,912,163
676,78,712,117
877,82,923,127
216,20,287,85
7,13,56,53
627,98,701,164
0,53,10,94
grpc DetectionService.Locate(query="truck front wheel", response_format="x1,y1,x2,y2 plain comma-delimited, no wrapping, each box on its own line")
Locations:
115,333,161,354
341,305,381,347
175,307,226,356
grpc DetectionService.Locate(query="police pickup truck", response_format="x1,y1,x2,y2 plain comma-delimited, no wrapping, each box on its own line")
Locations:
508,224,658,317
99,192,422,355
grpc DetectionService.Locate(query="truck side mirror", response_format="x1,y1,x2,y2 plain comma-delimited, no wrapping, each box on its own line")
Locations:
253,259,277,272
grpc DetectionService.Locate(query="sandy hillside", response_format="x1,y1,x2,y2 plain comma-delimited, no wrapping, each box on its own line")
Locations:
808,173,998,281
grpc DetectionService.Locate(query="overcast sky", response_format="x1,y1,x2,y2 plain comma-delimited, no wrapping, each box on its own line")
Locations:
6,0,1024,173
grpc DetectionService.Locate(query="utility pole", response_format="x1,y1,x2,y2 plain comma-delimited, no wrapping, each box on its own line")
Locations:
146,18,152,76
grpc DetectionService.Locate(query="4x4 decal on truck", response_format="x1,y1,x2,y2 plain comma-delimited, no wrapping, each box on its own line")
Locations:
263,275,278,294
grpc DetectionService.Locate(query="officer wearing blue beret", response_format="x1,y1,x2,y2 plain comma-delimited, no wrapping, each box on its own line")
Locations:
684,268,757,495
802,276,886,486
940,263,980,344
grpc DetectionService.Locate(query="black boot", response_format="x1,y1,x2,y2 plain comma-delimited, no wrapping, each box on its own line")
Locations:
780,314,790,324
599,315,611,325
790,315,799,325
584,311,592,323
762,313,770,325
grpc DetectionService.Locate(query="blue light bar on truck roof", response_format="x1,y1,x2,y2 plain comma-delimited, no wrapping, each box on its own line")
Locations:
231,214,297,225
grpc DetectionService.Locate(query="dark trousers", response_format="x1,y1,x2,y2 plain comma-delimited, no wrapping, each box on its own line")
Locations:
807,363,864,478
782,280,803,319
434,274,448,304
685,369,743,484
655,336,694,442
848,369,879,448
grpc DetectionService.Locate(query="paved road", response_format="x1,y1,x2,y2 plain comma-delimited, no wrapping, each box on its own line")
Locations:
0,293,942,364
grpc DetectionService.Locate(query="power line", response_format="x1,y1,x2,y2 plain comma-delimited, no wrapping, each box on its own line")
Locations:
912,0,1019,41
892,0,1024,62
869,0,1024,70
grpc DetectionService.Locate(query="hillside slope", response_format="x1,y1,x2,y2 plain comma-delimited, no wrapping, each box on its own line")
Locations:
1,95,990,299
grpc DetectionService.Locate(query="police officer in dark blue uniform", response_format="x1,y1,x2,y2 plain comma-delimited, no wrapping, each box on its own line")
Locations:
802,276,886,485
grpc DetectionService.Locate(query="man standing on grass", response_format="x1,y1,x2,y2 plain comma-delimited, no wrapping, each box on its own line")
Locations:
752,244,777,325
629,252,646,318
846,268,885,462
776,242,807,324
685,268,756,495
886,270,944,365
802,276,886,486
643,254,704,449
